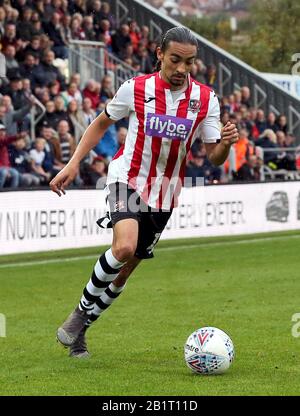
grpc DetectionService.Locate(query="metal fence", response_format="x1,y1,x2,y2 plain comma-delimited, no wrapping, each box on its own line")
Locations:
68,40,139,91
110,0,300,140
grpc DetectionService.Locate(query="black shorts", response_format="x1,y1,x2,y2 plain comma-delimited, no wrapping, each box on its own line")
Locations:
106,182,172,259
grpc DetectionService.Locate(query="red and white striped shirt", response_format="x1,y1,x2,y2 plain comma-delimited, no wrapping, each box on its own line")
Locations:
105,71,221,209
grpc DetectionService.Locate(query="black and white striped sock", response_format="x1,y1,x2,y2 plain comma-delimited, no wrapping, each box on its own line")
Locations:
79,249,125,312
85,282,127,326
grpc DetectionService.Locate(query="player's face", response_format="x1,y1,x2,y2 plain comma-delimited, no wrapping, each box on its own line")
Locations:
158,41,197,89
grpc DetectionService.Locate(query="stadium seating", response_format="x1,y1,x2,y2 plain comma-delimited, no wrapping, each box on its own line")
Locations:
0,0,298,190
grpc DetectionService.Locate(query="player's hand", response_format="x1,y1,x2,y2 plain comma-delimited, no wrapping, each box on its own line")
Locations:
49,162,79,197
221,122,239,146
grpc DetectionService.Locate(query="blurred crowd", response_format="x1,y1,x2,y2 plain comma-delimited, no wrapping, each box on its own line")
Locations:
0,0,298,190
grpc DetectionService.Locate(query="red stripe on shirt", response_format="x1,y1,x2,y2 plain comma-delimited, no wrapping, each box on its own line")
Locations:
112,145,124,160
157,82,192,208
141,74,166,203
171,83,212,208
127,73,154,189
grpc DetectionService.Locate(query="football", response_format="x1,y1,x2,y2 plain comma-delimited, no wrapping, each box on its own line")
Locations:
184,326,235,375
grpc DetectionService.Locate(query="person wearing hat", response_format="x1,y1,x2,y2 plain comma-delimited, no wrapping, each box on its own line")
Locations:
0,123,20,188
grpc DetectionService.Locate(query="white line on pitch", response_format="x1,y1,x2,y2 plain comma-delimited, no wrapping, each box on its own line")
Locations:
1,233,299,269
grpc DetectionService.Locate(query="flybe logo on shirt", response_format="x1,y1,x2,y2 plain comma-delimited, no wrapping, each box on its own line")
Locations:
145,113,193,141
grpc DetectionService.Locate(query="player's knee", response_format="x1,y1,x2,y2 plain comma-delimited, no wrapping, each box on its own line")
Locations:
112,243,136,262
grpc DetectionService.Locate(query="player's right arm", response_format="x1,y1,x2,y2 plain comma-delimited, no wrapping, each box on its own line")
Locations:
50,112,115,196
50,79,134,197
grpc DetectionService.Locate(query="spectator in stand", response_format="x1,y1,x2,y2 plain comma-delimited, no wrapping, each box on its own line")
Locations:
276,114,289,135
89,0,103,33
239,105,252,133
61,82,83,107
83,155,108,188
0,7,6,37
241,86,251,108
0,123,20,188
191,58,206,84
70,14,86,40
60,14,72,44
12,0,30,14
227,94,240,113
36,88,51,107
0,95,32,136
82,15,96,41
6,8,19,25
233,90,242,112
116,126,127,150
133,43,153,74
17,6,35,41
39,121,61,178
68,0,86,15
147,40,158,69
19,53,43,91
82,79,100,110
1,74,29,110
97,2,116,31
93,109,118,160
31,13,44,37
29,137,51,184
186,146,221,186
69,72,81,89
48,80,60,99
1,22,18,50
256,129,278,167
39,34,54,56
36,49,66,90
23,35,44,61
8,136,40,186
139,25,150,47
111,24,131,58
99,75,115,103
128,20,141,52
275,130,296,170
81,97,96,127
22,78,32,96
3,45,19,75
234,155,261,182
185,151,207,186
97,19,112,49
67,100,86,143
43,11,68,59
253,109,267,138
266,112,279,133
52,0,68,18
54,95,73,131
205,63,218,91
55,119,76,166
38,100,57,130
224,128,254,175
120,43,135,63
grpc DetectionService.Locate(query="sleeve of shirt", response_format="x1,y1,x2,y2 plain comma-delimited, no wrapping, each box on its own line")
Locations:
105,79,134,121
198,91,221,143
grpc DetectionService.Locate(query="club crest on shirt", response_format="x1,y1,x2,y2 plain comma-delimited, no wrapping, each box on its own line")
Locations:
188,99,201,113
114,200,125,212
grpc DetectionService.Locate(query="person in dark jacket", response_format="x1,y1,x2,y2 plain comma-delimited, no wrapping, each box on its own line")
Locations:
34,49,66,90
42,12,68,59
8,136,40,186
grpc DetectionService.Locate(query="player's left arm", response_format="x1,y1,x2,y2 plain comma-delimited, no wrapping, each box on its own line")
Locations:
200,91,239,166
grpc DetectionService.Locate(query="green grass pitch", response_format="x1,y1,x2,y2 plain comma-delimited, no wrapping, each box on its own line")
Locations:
1,230,300,396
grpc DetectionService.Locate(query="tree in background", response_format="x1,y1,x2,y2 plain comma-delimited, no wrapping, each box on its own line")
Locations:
182,0,300,74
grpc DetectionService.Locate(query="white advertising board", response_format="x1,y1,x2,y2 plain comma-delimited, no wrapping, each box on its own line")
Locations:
1,182,300,255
